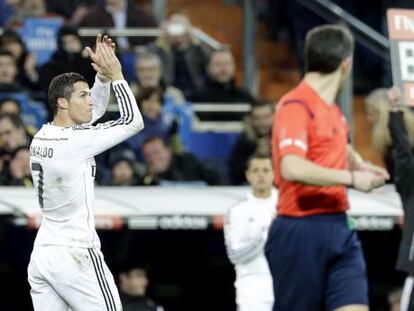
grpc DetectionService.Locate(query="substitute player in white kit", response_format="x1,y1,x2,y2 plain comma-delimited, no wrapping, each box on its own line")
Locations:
224,154,276,311
27,34,144,311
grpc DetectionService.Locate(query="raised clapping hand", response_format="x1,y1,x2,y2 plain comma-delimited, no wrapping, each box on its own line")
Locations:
85,34,123,82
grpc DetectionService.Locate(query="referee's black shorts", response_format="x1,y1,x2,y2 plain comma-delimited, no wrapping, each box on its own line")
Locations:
265,213,368,311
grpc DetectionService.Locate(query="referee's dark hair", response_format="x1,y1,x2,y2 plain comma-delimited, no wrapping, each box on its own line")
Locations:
305,24,354,74
48,72,88,116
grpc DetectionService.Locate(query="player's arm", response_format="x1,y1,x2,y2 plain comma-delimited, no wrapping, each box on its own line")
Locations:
88,75,110,124
84,34,113,125
70,36,144,159
224,207,267,265
277,103,384,192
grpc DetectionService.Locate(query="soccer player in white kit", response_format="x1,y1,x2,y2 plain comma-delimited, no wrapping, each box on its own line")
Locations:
224,154,276,311
27,34,144,311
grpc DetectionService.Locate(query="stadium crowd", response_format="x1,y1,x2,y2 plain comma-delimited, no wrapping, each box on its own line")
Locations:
0,0,271,187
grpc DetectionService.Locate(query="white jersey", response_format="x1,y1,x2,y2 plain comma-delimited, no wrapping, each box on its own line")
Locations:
29,79,143,249
224,190,276,306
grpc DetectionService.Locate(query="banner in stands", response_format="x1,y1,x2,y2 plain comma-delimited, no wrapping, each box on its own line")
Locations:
0,186,402,232
387,9,414,106
19,17,64,66
21,214,397,231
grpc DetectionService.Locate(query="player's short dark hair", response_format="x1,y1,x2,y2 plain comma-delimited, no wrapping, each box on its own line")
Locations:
245,153,272,170
48,72,87,116
305,24,354,74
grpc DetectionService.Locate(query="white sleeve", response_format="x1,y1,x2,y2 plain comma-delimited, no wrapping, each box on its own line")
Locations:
87,75,111,125
224,206,267,265
69,79,144,159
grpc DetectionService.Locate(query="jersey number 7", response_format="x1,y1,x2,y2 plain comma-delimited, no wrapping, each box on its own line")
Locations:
31,163,44,209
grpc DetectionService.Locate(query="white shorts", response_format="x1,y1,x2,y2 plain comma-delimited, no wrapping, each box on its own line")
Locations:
28,245,122,311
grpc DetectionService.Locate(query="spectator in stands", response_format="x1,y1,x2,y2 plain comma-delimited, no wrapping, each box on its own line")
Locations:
190,48,254,104
107,149,143,186
131,51,185,105
0,148,8,185
118,263,164,311
0,97,38,135
121,87,181,161
108,158,139,186
229,99,274,185
0,113,31,155
0,0,16,26
78,0,157,48
0,29,40,91
45,0,96,24
97,148,144,185
3,145,32,186
149,10,209,98
6,0,64,28
140,136,225,186
365,88,414,182
0,50,24,93
38,25,96,92
0,97,21,116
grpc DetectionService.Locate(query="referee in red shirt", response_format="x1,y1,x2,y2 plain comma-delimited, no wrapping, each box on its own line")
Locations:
265,24,389,311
